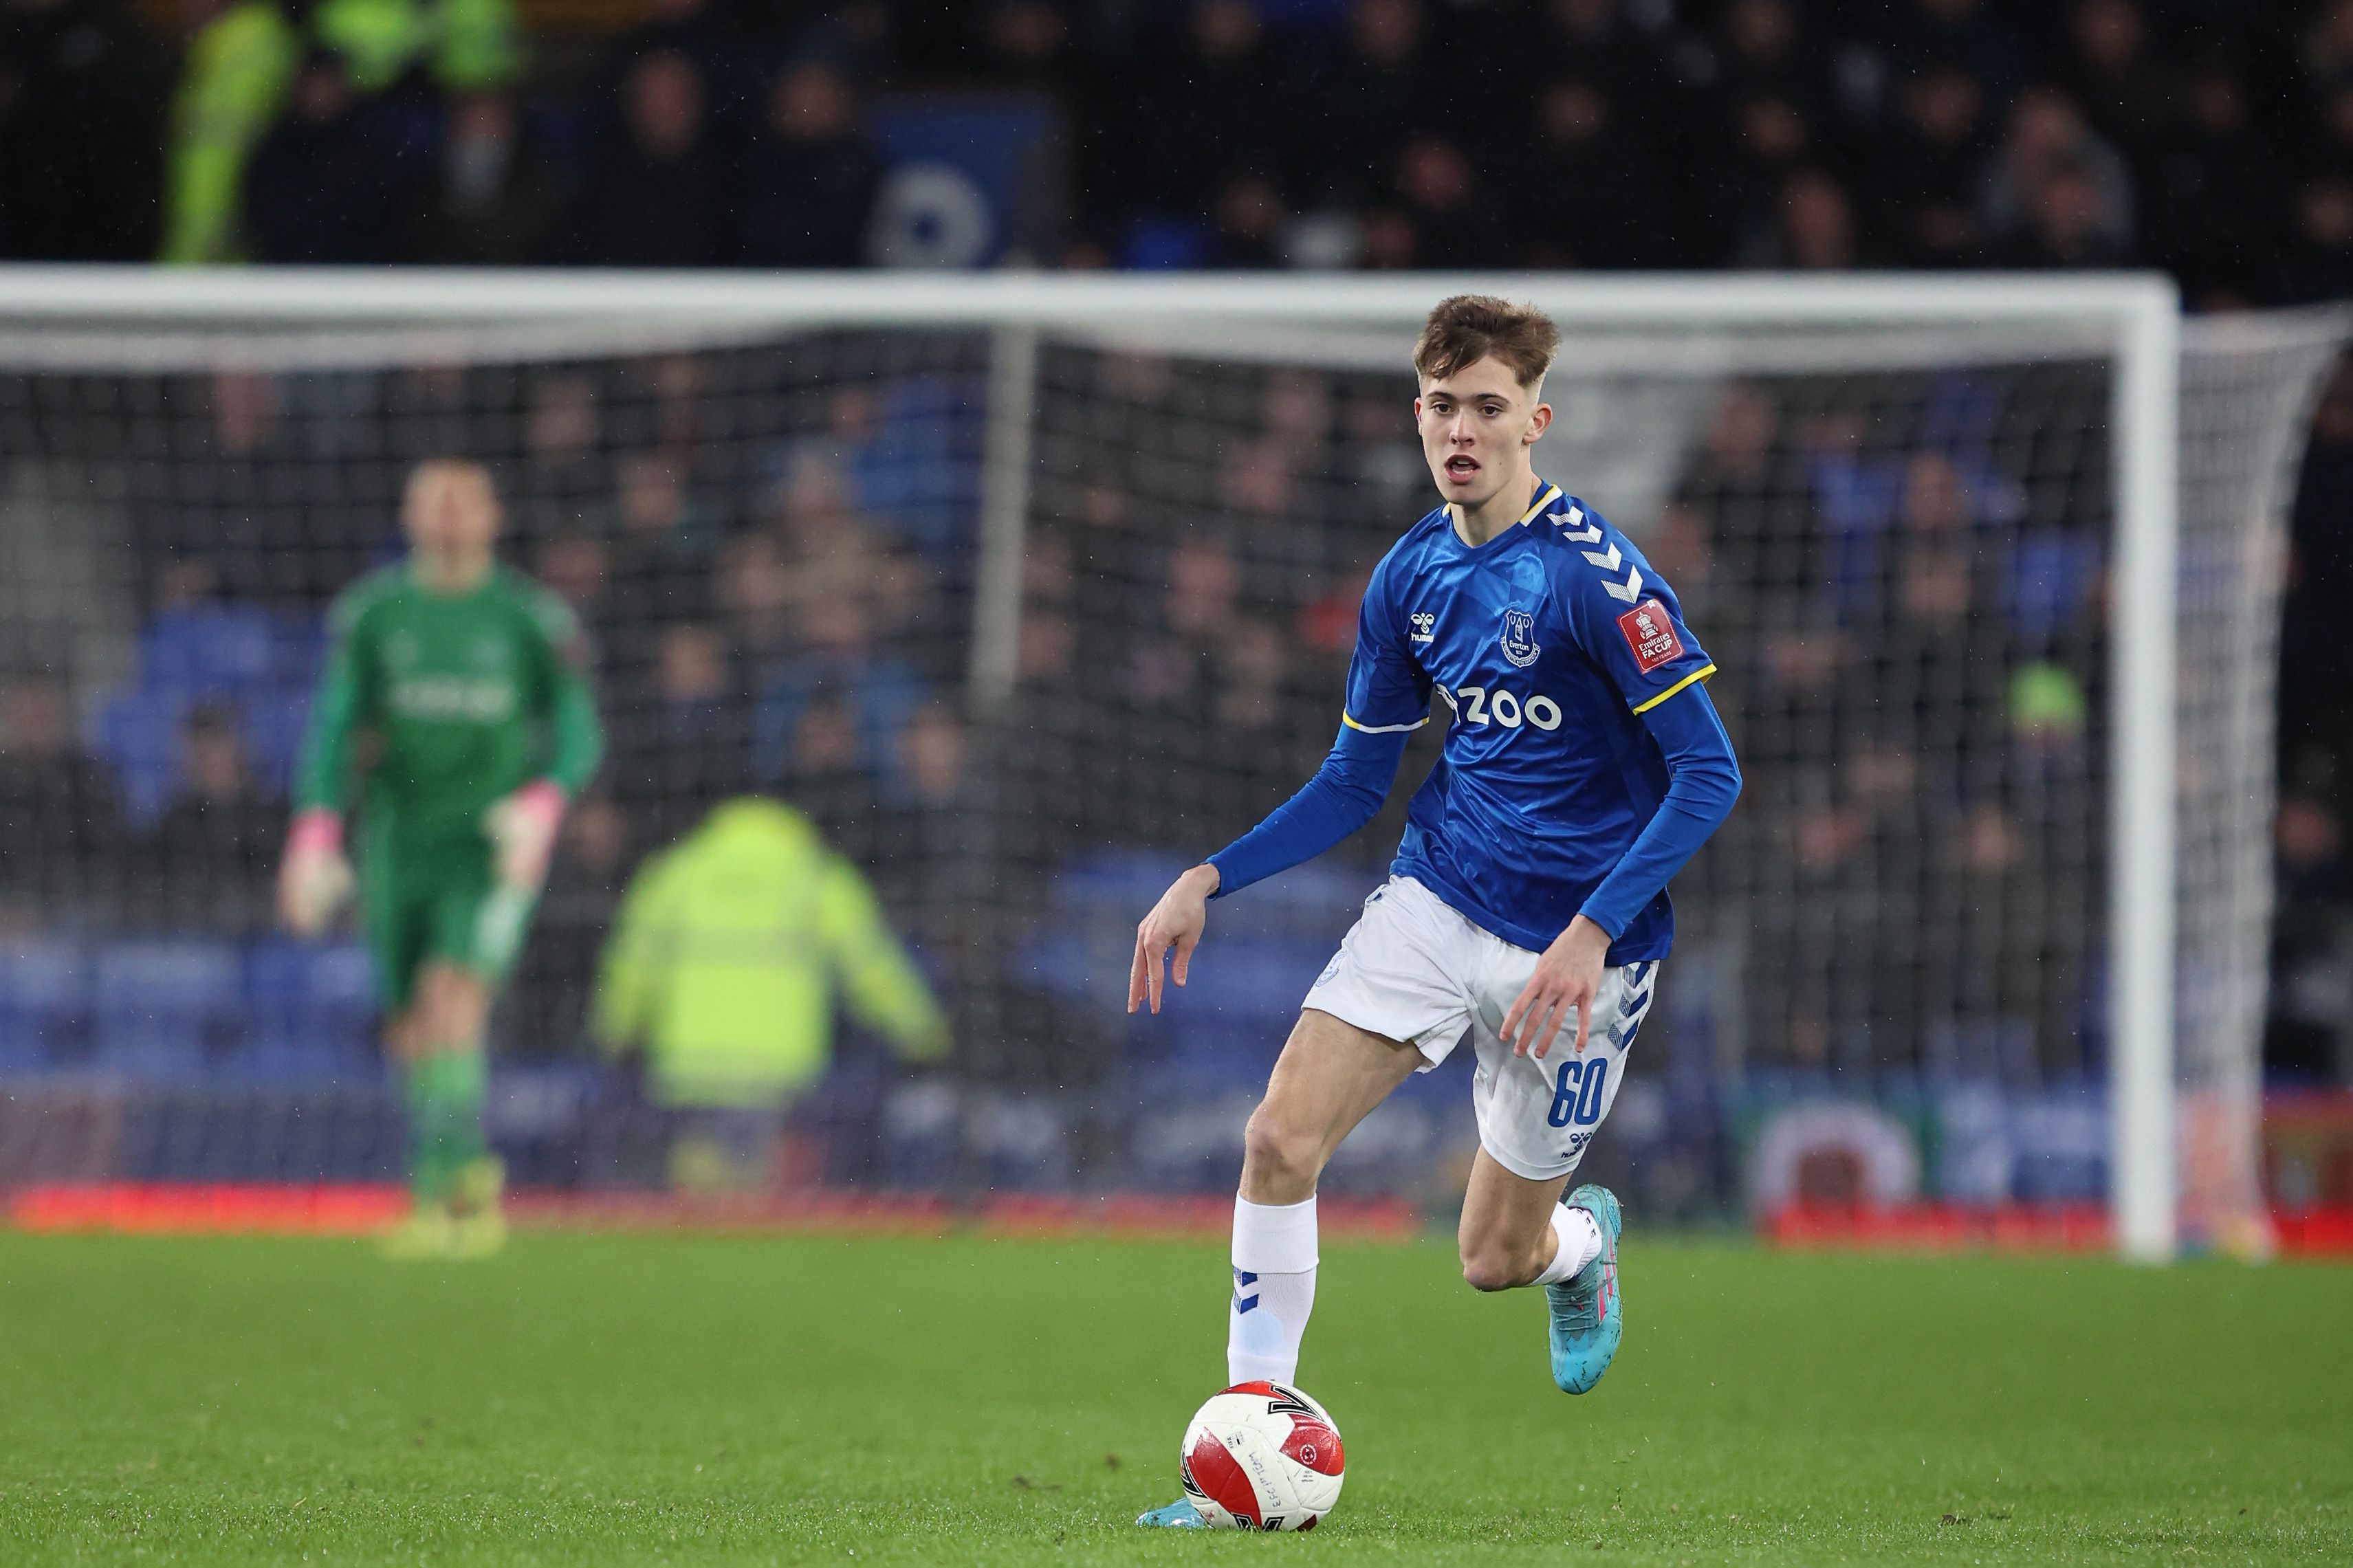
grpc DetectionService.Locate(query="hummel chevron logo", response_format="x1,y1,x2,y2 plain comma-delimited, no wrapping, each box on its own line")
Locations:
1601,566,1645,603
1555,505,1603,544
1578,541,1647,603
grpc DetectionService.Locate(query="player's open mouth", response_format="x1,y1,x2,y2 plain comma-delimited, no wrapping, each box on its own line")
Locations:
1445,456,1479,481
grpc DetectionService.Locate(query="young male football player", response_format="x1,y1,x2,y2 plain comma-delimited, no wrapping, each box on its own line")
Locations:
1133,296,1740,1527
279,459,603,1258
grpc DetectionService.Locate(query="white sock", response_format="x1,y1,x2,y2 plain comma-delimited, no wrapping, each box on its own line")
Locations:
1227,1193,1317,1386
1533,1202,1604,1288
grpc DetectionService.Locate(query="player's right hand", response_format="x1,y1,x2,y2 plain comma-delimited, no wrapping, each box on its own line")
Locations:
278,809,354,937
1129,863,1220,1015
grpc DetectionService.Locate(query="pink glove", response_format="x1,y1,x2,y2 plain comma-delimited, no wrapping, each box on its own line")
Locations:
278,810,353,936
485,780,566,890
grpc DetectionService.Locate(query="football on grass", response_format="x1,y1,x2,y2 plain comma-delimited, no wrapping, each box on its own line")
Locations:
1178,1380,1345,1530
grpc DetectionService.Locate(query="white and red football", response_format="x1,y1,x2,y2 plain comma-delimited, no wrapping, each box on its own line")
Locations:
1177,1380,1346,1531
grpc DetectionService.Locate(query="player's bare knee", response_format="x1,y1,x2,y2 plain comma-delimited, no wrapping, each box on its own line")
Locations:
1240,1107,1323,1195
383,1008,417,1063
414,966,486,1050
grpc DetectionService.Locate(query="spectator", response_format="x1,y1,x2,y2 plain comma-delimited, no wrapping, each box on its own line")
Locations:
562,49,727,267
308,0,521,96
2267,791,2350,1080
1206,170,1286,269
514,372,609,542
1520,79,1675,269
1707,92,1821,262
535,532,613,640
2063,0,2177,157
589,0,764,149
0,676,122,919
241,51,420,265
1978,86,2136,262
409,90,563,265
736,56,884,268
605,450,719,634
972,1,1074,93
161,0,518,263
1123,0,1287,217
1749,168,1863,270
774,692,876,855
2281,358,2353,753
874,700,983,912
1716,0,1826,114
158,0,298,263
752,586,928,789
609,621,747,848
2268,176,2353,305
2005,157,2135,267
1524,0,1676,113
2143,52,2279,304
0,0,168,260
1868,65,1994,267
1306,0,1431,208
1874,0,2030,100
1389,134,1500,269
146,702,280,931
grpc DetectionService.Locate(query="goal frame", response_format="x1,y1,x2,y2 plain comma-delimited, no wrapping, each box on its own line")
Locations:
0,265,2184,1260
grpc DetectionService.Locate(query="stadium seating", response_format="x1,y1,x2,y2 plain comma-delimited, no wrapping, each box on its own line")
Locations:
94,608,320,821
236,940,380,1084
91,940,245,1081
0,940,89,1072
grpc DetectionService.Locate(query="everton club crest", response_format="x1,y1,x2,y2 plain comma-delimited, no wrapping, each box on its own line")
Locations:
1500,606,1540,668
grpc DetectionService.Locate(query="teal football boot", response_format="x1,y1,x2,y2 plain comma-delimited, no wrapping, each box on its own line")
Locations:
1546,1184,1623,1394
1136,1499,1206,1527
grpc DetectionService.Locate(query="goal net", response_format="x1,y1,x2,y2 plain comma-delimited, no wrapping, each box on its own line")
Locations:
0,272,2334,1257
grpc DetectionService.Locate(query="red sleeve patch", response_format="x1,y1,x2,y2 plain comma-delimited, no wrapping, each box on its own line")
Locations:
1617,598,1683,674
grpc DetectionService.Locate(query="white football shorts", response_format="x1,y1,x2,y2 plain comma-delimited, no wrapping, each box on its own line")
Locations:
1301,874,1659,1182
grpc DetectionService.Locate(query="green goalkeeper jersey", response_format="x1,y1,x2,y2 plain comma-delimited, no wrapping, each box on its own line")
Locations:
294,562,603,840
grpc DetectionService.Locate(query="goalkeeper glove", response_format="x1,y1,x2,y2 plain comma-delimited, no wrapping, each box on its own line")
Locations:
484,779,566,891
278,810,354,936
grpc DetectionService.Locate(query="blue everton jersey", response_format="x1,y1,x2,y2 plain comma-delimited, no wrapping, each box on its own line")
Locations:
1344,483,1717,963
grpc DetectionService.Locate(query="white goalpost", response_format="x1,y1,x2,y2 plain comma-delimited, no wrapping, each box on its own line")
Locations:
0,266,2336,1257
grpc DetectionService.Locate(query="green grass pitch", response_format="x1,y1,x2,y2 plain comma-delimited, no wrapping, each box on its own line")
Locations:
1,1230,2347,1565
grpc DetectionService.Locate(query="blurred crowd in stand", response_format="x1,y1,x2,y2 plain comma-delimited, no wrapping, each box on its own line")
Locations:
0,0,2342,299
0,0,2346,1100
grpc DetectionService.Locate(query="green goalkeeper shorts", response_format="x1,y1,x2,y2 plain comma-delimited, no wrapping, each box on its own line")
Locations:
359,835,538,1012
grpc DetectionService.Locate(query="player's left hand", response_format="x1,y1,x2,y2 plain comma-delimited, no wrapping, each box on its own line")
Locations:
484,780,567,890
1500,915,1612,1059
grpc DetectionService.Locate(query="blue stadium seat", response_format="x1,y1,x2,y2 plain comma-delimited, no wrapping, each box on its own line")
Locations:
98,606,322,816
239,687,313,797
140,606,283,696
93,687,193,824
0,939,87,1069
91,940,243,1081
1121,214,1212,270
242,939,377,1070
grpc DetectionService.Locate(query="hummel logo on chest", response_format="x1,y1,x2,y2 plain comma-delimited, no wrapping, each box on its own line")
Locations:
1409,611,1436,643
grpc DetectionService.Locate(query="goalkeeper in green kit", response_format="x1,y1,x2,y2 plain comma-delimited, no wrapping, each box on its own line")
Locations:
278,459,603,1259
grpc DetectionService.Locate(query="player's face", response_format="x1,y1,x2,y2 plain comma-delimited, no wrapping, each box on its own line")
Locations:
1415,358,1551,510
402,467,501,564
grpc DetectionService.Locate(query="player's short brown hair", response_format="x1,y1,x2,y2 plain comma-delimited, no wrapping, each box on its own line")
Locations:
1412,295,1561,388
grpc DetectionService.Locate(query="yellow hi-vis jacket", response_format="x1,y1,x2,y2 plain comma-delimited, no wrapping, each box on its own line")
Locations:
593,799,949,1108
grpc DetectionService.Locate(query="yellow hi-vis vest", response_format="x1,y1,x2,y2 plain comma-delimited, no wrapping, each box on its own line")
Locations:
593,799,948,1108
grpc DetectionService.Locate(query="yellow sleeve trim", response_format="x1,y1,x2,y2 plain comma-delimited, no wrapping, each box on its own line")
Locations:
1342,711,1428,735
1629,664,1718,716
